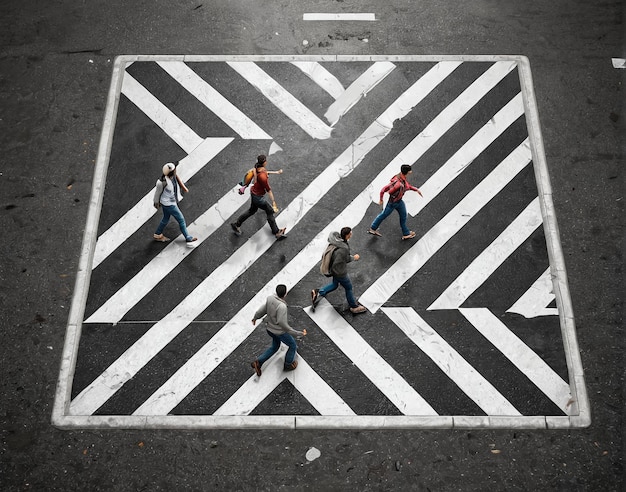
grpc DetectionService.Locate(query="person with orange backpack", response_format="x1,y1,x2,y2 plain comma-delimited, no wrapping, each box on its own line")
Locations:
231,154,287,239
367,164,423,240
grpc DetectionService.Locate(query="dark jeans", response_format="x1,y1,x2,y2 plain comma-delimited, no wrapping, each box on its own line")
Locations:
235,193,278,234
155,204,192,241
319,275,358,308
371,199,410,236
258,330,298,366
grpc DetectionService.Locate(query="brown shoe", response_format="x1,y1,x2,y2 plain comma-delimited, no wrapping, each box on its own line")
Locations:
284,361,298,371
402,231,416,240
350,305,367,314
153,233,170,242
251,360,262,376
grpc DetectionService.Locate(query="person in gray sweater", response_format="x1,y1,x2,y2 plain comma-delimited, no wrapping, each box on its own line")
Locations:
251,284,306,375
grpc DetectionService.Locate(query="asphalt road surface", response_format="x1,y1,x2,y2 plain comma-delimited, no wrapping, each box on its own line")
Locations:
1,1,623,490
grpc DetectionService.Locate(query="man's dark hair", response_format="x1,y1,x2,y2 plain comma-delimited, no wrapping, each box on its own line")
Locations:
340,227,352,240
400,164,412,176
255,155,267,168
276,284,287,298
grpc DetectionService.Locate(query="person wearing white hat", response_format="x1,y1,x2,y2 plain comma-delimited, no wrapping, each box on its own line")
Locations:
152,162,198,243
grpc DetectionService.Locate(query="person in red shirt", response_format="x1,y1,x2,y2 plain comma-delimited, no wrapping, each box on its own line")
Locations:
368,164,423,240
231,155,287,239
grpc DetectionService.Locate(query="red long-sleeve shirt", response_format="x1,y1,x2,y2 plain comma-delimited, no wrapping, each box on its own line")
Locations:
251,168,271,196
380,174,418,202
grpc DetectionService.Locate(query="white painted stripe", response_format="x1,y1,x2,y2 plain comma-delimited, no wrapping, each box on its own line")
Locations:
71,63,475,414
306,300,438,415
86,62,461,324
359,140,532,314
210,349,355,416
92,137,233,269
428,197,543,310
368,60,518,205
324,62,396,126
303,13,376,21
383,307,521,415
227,61,333,139
612,58,626,69
157,61,272,139
507,267,558,318
405,92,525,216
290,61,345,99
459,308,573,413
122,72,203,153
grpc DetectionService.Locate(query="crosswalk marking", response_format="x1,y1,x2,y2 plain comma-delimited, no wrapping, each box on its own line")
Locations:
359,140,532,313
209,349,356,417
383,307,522,415
92,137,233,268
85,62,461,324
404,92,525,216
324,62,396,126
157,61,272,139
306,301,438,415
428,197,543,310
53,56,587,429
507,267,558,318
459,308,573,412
122,72,203,153
369,60,517,204
226,62,334,139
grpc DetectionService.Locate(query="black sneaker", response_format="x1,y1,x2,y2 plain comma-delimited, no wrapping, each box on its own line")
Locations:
311,289,319,312
230,222,242,236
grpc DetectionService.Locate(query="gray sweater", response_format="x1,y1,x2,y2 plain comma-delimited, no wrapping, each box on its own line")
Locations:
254,294,303,336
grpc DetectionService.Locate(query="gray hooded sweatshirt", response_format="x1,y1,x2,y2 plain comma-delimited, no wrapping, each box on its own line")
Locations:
327,231,354,277
254,294,303,336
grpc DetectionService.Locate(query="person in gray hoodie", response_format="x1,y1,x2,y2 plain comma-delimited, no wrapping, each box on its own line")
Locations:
251,284,306,375
311,227,367,314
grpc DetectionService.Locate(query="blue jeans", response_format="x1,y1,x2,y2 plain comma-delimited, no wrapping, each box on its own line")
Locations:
319,276,358,308
236,193,279,234
155,204,193,241
258,330,297,366
371,199,410,236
